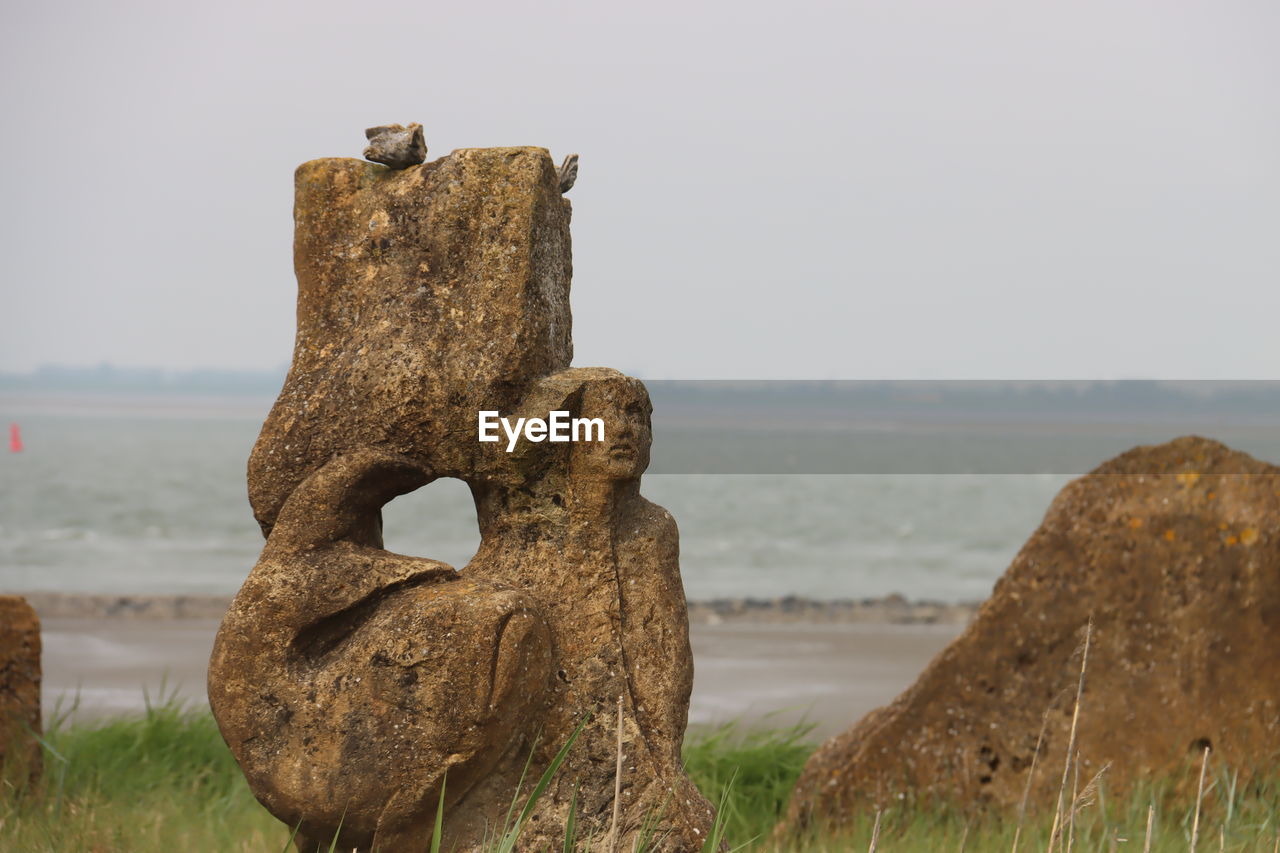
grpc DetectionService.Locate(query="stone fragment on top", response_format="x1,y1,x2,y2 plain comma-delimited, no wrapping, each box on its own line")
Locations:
363,122,427,169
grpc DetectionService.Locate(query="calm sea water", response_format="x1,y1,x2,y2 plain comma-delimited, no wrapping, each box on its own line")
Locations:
4,390,1274,603
0,397,1067,603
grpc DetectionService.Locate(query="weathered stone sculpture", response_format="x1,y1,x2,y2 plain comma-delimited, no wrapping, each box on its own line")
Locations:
209,145,716,851
0,595,41,787
779,436,1280,836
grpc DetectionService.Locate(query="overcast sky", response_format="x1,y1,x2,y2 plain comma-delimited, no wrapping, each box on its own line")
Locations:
1,0,1276,379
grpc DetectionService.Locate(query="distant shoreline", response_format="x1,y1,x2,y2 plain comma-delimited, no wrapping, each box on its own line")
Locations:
19,591,979,626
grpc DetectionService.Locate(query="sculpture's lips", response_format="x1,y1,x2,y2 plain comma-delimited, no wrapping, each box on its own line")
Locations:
609,444,635,458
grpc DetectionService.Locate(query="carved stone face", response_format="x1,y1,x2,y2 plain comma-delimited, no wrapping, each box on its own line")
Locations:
575,379,652,481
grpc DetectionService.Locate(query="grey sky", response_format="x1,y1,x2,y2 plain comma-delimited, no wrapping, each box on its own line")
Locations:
1,0,1276,379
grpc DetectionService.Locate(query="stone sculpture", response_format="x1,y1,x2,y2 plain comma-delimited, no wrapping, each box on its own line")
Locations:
0,595,41,787
778,436,1280,836
209,143,717,851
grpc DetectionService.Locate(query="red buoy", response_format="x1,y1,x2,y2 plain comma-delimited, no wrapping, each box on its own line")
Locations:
9,423,22,453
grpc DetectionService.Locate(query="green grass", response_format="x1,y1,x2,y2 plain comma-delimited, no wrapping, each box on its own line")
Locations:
682,718,816,847
2,701,1277,851
775,764,1280,852
1,697,280,851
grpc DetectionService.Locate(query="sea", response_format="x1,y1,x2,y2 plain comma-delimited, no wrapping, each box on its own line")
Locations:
4,383,1279,604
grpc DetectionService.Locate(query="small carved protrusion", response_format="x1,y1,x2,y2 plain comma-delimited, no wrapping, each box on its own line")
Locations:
557,153,579,193
363,123,427,170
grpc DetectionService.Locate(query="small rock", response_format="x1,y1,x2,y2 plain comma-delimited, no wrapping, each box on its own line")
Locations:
363,123,427,169
557,153,578,193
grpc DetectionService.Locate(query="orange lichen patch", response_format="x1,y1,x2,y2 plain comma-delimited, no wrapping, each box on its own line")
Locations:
1129,517,1144,529
1225,535,1239,546
1163,530,1176,542
1207,491,1216,500
1176,472,1201,487
1240,527,1260,546
1219,521,1230,530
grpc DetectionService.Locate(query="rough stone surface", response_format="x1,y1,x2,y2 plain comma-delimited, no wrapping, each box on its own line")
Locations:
780,436,1280,835
0,595,41,786
363,123,428,169
247,147,573,535
210,148,716,852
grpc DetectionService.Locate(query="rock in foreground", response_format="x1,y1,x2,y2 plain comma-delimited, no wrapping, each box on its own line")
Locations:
781,436,1280,834
0,595,41,786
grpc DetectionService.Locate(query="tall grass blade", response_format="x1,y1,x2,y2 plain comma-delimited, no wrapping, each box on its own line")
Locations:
1222,768,1238,834
563,784,578,853
495,715,588,853
505,754,533,832
1048,618,1092,853
1067,750,1081,853
1190,745,1210,852
630,786,675,853
326,807,346,853
699,768,736,853
608,694,624,853
1143,803,1154,853
868,808,882,853
278,822,302,853
1013,701,1058,853
23,722,68,767
430,773,447,853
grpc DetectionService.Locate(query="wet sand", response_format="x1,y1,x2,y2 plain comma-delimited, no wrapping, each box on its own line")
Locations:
41,617,961,740
689,622,960,738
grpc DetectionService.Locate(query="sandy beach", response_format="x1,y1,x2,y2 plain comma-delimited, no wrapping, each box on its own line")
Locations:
39,610,962,740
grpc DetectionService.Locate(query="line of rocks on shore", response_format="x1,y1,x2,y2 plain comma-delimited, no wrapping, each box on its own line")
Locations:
18,591,980,626
689,595,977,625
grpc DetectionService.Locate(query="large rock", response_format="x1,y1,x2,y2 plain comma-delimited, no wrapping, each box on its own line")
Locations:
0,595,41,786
781,436,1280,834
210,147,716,852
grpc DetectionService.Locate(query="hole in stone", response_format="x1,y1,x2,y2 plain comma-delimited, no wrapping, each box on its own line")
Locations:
1190,737,1212,754
379,477,481,571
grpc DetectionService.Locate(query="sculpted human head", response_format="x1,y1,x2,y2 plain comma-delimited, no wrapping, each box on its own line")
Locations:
502,368,653,491
572,375,652,482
